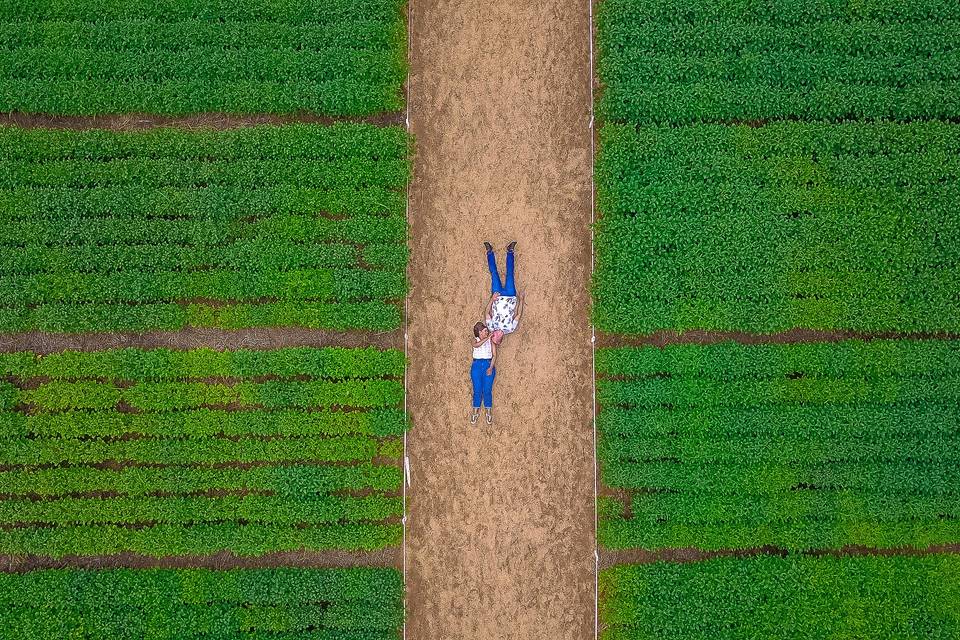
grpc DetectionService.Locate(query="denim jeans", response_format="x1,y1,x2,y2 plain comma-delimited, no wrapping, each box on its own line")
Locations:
470,358,496,408
487,250,516,296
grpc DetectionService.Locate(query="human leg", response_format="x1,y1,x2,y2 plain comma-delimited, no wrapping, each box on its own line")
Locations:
503,248,516,296
487,249,504,294
481,366,496,408
470,359,486,408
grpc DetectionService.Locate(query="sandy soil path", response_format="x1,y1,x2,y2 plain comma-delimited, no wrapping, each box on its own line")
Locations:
406,0,595,637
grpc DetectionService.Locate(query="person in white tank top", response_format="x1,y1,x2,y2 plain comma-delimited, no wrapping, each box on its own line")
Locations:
470,322,497,425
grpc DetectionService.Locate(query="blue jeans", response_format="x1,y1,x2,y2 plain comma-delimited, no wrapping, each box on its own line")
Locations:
470,358,496,408
487,250,516,296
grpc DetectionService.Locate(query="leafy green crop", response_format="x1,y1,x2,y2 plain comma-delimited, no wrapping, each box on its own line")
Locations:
601,555,960,639
0,567,403,638
0,124,410,333
0,0,406,116
0,347,405,557
597,0,960,125
597,340,960,551
594,122,960,333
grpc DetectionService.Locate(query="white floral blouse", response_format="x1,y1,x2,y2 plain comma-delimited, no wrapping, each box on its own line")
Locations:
485,295,519,334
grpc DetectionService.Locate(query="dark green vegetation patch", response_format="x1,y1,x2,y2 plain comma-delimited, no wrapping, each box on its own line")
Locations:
597,340,960,550
594,122,960,333
0,567,404,638
601,555,960,640
0,124,409,333
0,347,406,557
0,0,406,116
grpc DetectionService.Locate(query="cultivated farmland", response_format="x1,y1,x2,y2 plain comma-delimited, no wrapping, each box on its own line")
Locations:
601,555,960,639
594,0,960,635
0,124,409,333
0,0,407,116
597,340,960,550
0,347,404,557
0,568,404,638
0,0,410,637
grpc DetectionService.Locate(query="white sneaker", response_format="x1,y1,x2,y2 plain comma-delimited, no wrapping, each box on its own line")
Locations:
470,409,479,425
485,408,493,425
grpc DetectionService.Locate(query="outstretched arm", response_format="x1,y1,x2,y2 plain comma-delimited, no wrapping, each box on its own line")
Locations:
484,293,498,319
513,292,525,321
487,341,497,374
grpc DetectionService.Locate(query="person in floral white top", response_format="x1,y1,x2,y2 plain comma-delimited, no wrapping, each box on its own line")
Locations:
467,242,525,426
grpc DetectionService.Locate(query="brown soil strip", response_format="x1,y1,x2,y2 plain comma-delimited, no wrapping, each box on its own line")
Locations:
0,327,402,354
405,0,595,637
0,111,405,131
1,547,401,573
596,328,960,348
599,543,960,570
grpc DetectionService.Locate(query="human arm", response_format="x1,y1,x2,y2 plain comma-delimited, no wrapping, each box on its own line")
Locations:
487,340,497,375
513,291,525,321
484,293,499,320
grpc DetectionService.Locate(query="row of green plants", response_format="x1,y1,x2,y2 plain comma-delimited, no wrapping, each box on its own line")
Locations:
596,339,960,380
0,300,402,332
2,213,406,243
600,555,960,639
0,408,408,437
602,19,959,56
1,433,402,465
0,347,405,557
0,124,408,332
0,158,408,190
0,522,401,557
0,346,405,380
594,122,960,333
597,341,960,550
3,242,407,275
0,184,406,218
8,267,405,306
594,0,960,23
0,0,406,115
11,379,403,410
0,123,408,161
0,462,402,497
1,567,403,638
0,494,402,526
1,268,406,305
1,0,404,22
0,17,404,51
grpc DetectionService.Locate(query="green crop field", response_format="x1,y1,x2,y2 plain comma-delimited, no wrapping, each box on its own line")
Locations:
594,0,960,632
594,122,960,333
597,0,960,125
0,347,406,557
601,555,960,640
0,567,404,638
597,340,960,550
0,124,409,332
594,0,960,335
0,0,406,116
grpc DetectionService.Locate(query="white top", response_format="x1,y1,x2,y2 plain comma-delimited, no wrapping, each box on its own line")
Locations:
486,295,519,334
472,337,493,359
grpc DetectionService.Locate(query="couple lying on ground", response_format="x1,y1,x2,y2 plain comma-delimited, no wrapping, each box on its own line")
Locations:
469,241,525,426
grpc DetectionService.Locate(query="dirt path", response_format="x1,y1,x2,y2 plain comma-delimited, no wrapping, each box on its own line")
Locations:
406,0,595,637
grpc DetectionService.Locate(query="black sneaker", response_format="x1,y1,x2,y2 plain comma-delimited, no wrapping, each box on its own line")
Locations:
484,242,493,253
506,241,517,252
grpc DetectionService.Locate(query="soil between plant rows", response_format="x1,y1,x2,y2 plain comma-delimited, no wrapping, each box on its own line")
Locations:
404,0,596,637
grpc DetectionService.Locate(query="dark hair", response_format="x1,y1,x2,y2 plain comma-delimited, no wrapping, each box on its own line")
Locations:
473,322,487,338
